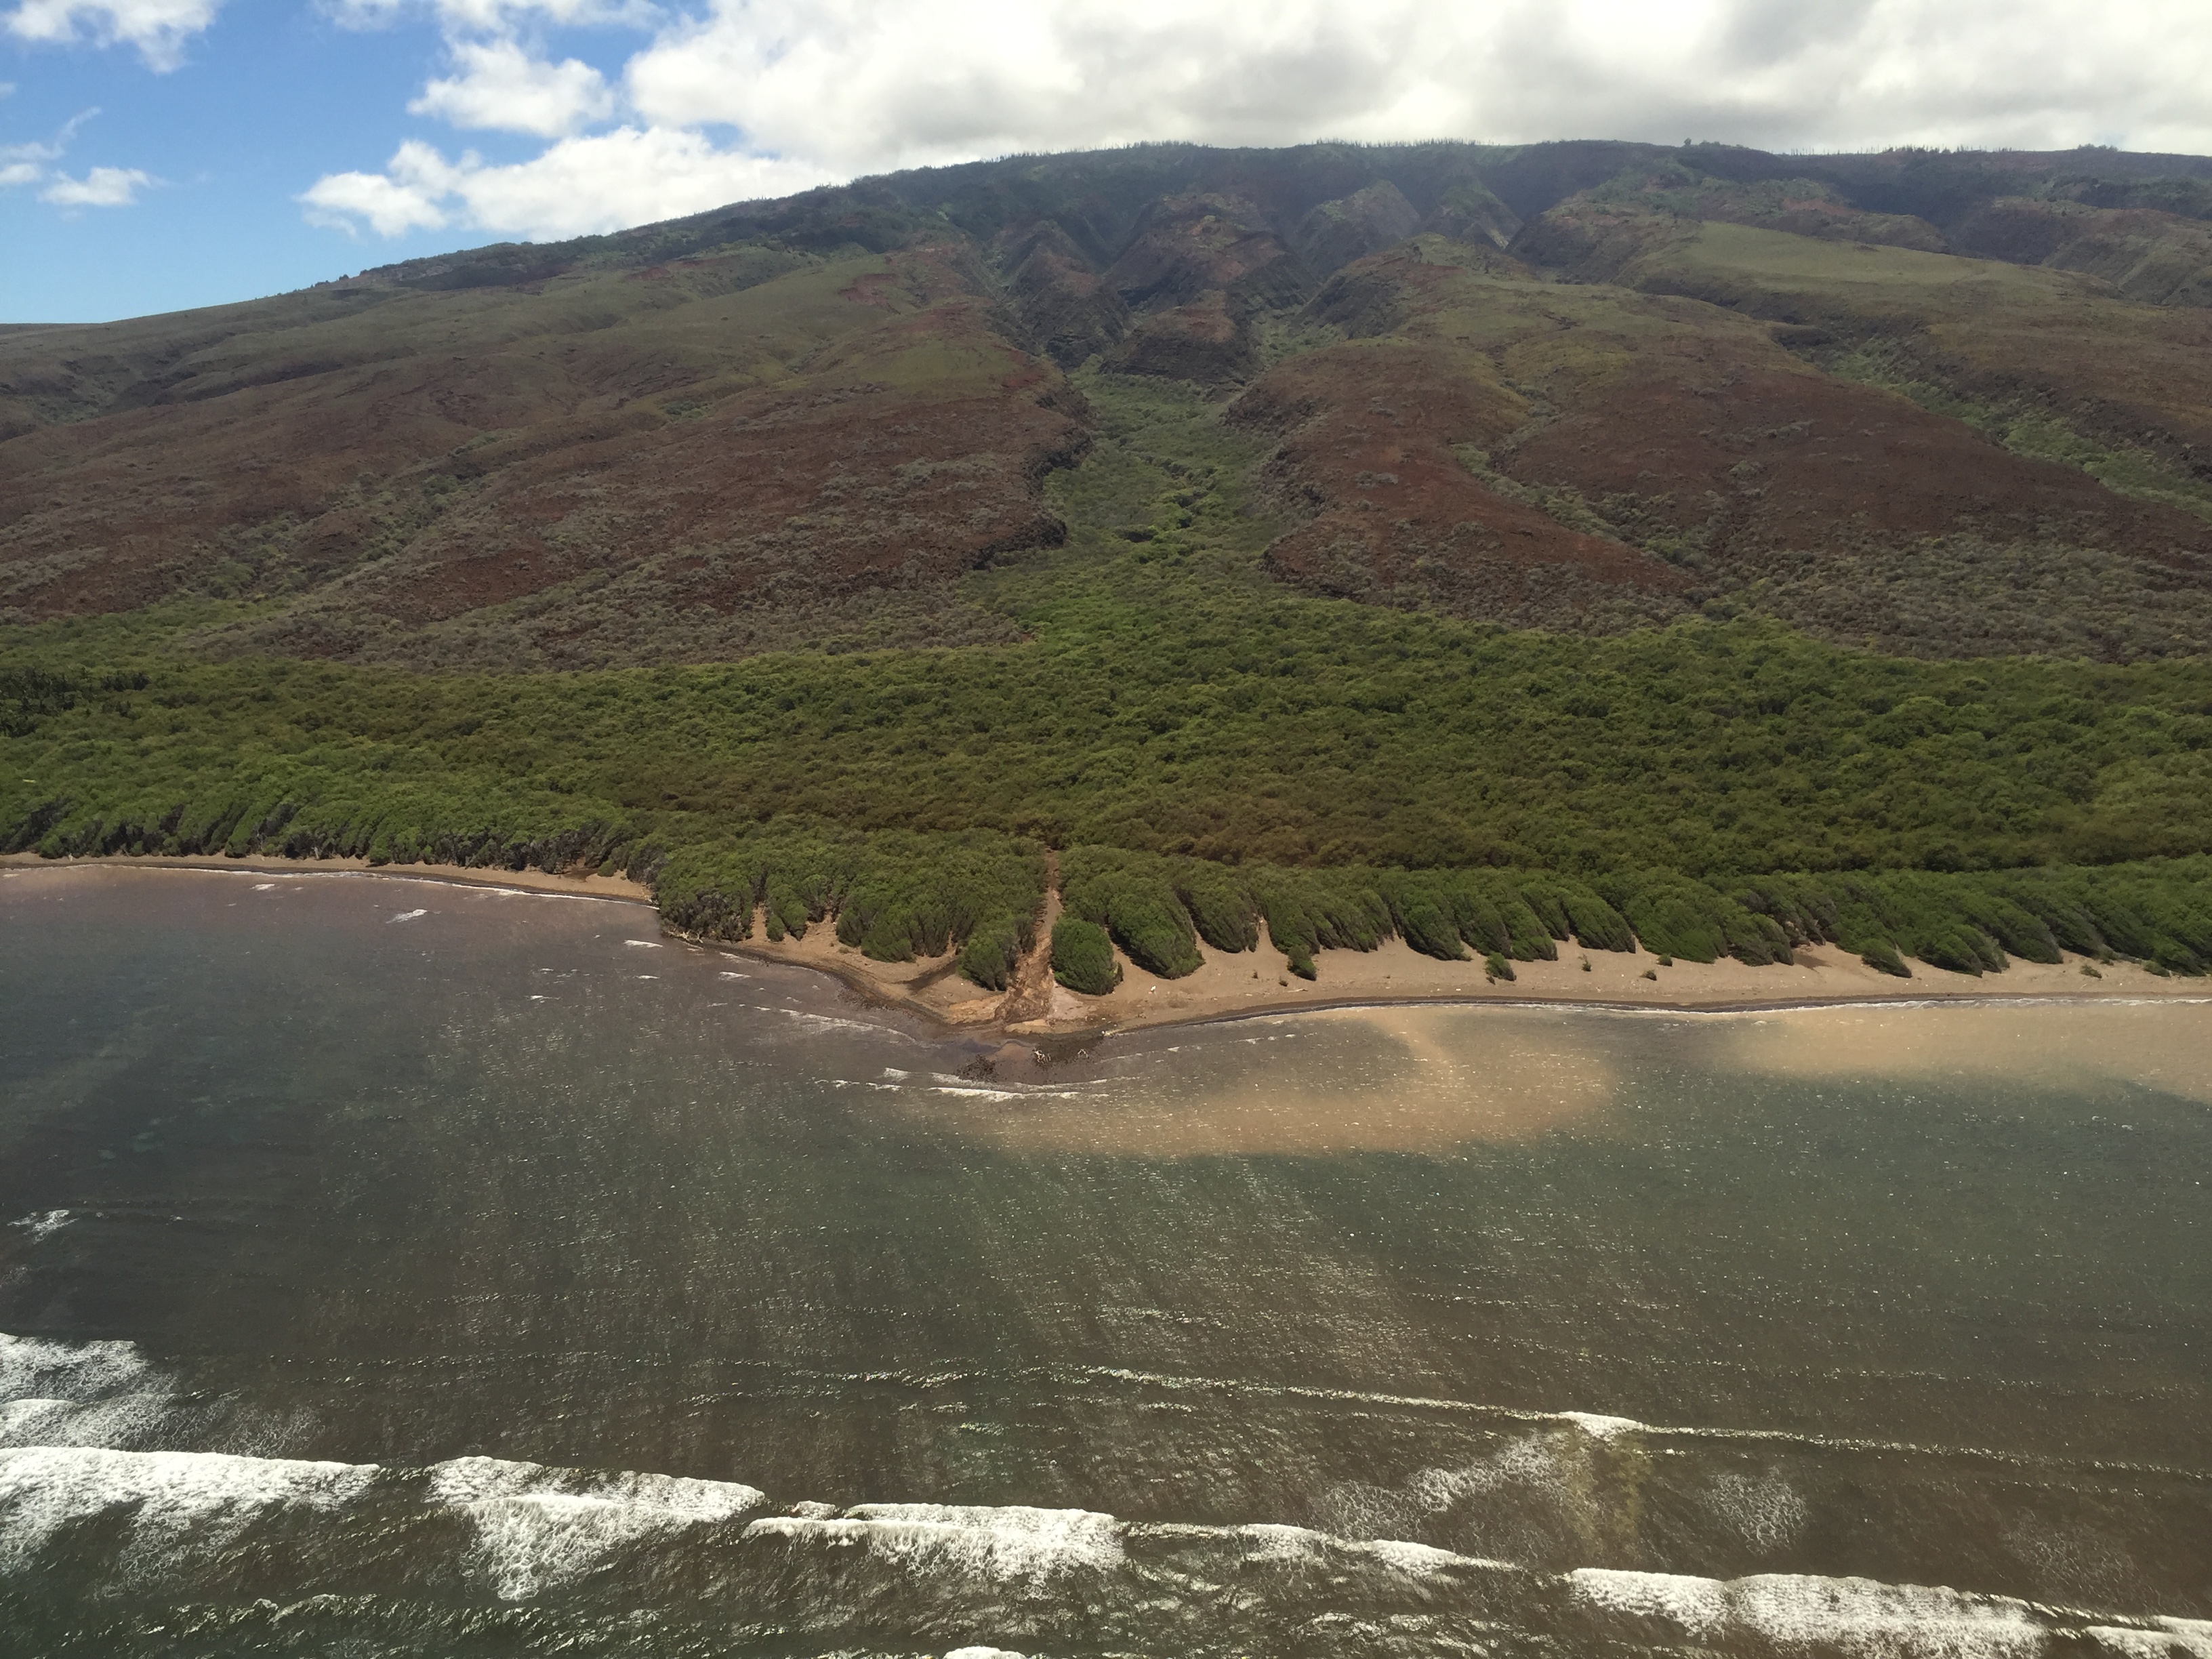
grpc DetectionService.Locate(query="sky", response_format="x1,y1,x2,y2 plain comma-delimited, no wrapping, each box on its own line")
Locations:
4,0,2211,323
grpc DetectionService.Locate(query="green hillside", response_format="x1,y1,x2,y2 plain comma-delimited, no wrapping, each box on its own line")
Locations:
9,140,2212,988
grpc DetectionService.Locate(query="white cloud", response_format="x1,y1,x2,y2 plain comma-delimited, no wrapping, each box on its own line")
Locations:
409,37,613,135
3,110,150,205
3,0,221,70
621,0,2212,167
301,127,829,239
307,0,2212,244
1,133,58,171
40,163,152,205
301,140,457,234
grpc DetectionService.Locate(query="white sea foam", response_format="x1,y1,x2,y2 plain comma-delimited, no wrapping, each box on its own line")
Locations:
1216,1519,1474,1580
0,1446,377,1578
1359,1536,1472,1576
1372,1427,1586,1530
763,1008,886,1036
388,909,427,924
1734,1573,2048,1657
747,1502,1123,1585
7,1210,71,1244
0,1424,2196,1652
0,1330,2198,1645
1570,1568,2050,1657
1059,1364,2176,1477
1708,1469,1811,1551
624,939,662,949
0,1333,184,1453
1560,1411,1641,1440
0,1332,154,1404
0,1392,176,1449
924,1073,1094,1101
2083,1629,2212,1659
1571,1568,1732,1640
428,1455,767,1600
943,1649,1029,1659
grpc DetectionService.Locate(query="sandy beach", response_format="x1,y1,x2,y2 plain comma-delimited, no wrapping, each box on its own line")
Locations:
9,852,2205,1037
684,882,2207,1037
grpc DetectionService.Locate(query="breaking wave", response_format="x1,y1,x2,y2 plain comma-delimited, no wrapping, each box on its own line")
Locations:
7,1211,71,1245
4,1333,2210,1657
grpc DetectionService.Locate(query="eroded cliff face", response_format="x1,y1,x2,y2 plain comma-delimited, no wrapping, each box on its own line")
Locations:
9,137,2212,668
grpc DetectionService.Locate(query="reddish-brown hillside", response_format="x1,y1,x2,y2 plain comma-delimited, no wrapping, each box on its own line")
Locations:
1,245,1088,665
1231,239,2212,652
1230,337,1688,630
9,138,2212,665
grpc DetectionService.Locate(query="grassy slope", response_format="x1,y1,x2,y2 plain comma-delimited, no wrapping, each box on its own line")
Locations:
1620,222,2212,512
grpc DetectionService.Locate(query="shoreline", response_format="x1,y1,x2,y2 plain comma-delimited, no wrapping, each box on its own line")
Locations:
9,853,2209,1040
0,851,655,906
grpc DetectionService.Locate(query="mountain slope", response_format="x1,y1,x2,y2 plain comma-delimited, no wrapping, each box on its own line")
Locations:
9,140,2212,995
10,138,2212,669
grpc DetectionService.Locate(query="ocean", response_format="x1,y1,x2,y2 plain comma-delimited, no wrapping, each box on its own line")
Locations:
3,864,2208,1656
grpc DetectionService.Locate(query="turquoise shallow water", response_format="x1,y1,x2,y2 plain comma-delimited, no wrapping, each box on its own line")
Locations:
1,864,2209,1656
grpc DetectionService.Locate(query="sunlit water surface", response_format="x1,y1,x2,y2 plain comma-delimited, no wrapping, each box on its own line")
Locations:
2,865,2209,1656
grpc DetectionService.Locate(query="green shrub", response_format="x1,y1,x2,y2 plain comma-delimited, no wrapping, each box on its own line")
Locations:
1052,918,1120,994
1860,941,1912,977
765,878,811,941
653,823,1044,983
1248,867,1391,979
1516,880,1572,941
958,911,1031,991
1172,858,1261,953
1263,908,1318,979
1061,848,1204,978
1471,875,1561,962
12,618,2212,986
1380,873,1469,961
1549,880,1637,953
1444,886,1511,957
1915,922,2003,976
1597,872,1788,964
